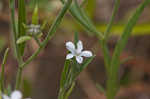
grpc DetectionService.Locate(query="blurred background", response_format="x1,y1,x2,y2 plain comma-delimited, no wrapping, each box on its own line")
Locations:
0,0,150,99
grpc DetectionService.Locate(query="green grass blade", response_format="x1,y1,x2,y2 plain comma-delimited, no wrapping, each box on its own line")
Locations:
18,0,27,56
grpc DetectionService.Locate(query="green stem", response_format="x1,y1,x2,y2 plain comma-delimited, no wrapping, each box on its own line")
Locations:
15,57,24,89
21,0,73,68
64,82,75,99
9,0,25,89
15,66,23,89
104,0,120,40
0,48,9,92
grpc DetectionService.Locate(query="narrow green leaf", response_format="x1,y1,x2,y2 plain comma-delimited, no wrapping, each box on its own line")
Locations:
32,5,39,25
18,0,27,56
100,0,120,76
111,0,150,75
17,36,32,44
107,0,150,98
71,2,103,38
104,0,120,40
0,48,9,92
61,0,104,39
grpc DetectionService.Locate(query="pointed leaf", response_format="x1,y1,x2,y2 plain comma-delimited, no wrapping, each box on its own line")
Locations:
61,0,103,38
111,0,150,75
17,36,32,44
32,5,39,25
106,0,150,97
0,48,9,92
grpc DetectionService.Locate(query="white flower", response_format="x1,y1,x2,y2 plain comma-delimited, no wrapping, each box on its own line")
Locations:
66,40,93,64
1,90,31,99
28,24,40,35
2,90,22,99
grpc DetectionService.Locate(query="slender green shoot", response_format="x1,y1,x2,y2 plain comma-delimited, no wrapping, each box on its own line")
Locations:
0,48,9,92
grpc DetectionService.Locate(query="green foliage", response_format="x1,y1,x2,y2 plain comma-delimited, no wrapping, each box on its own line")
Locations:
59,32,95,99
0,48,9,92
16,36,32,44
106,0,150,99
61,0,103,38
7,0,150,99
32,5,39,25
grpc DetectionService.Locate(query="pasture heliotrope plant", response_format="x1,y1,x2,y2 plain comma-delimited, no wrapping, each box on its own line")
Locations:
5,0,150,99
66,40,93,64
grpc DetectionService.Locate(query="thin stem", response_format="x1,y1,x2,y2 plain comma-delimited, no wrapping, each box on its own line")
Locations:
9,0,24,90
104,0,120,40
21,0,73,68
64,82,75,99
15,64,23,89
99,39,111,75
9,0,20,60
15,57,24,89
0,48,9,92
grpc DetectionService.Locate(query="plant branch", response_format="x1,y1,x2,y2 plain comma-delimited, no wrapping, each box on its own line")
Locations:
21,0,73,68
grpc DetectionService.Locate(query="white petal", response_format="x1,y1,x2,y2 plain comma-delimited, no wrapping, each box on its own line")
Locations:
66,41,75,54
11,90,22,99
80,51,93,57
77,40,83,53
76,56,83,64
2,94,10,99
66,54,74,59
